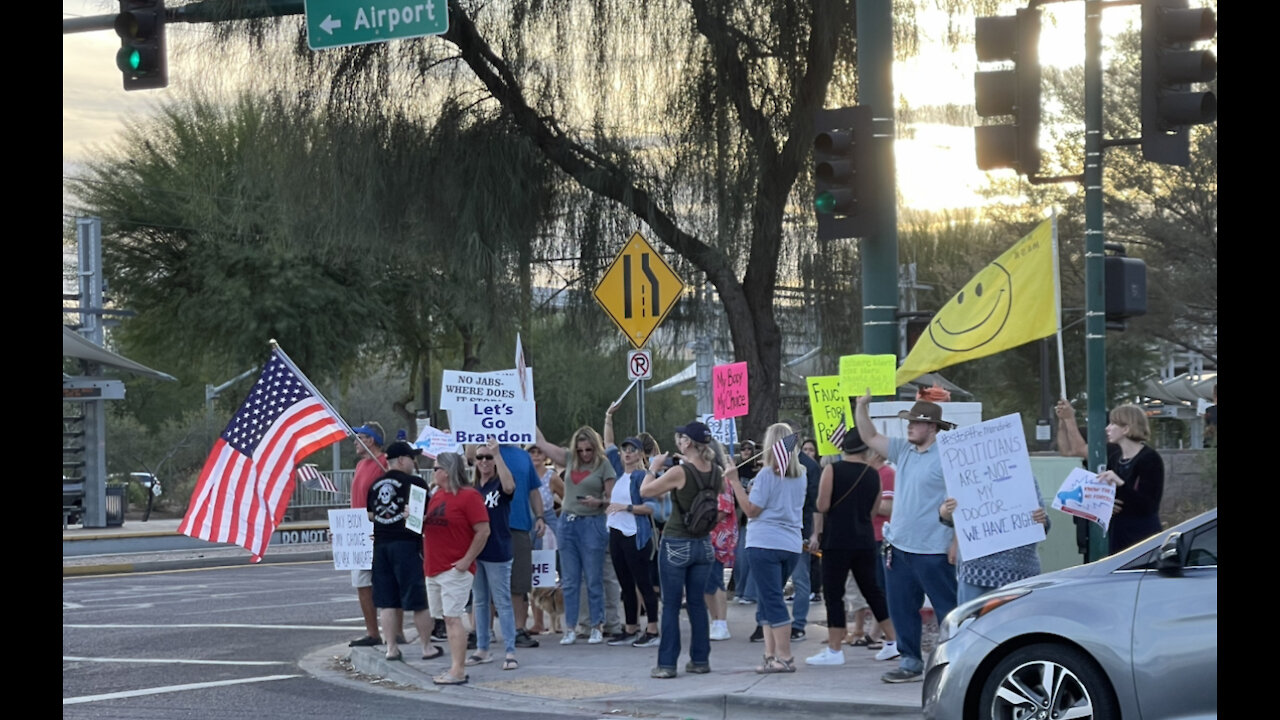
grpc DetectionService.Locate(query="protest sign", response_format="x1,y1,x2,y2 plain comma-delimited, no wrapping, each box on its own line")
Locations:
937,412,1046,561
414,424,462,458
712,362,749,419
699,413,738,448
405,485,428,534
806,375,848,456
440,369,537,444
1051,467,1117,532
328,508,373,570
839,354,897,398
531,549,557,588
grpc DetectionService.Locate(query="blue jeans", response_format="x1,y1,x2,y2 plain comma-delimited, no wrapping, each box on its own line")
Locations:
884,549,958,673
657,536,713,670
956,576,992,606
472,559,516,654
733,523,755,600
789,550,811,629
558,514,607,628
748,547,799,628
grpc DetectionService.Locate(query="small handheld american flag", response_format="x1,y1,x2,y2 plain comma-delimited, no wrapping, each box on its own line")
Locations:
772,432,800,475
827,419,847,449
296,463,337,493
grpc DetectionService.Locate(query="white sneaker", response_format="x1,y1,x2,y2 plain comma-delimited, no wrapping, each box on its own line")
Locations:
875,641,900,661
587,627,604,644
709,621,731,641
805,647,846,666
559,630,578,645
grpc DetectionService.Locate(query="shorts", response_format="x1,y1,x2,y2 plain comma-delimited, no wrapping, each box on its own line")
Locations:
426,567,475,618
371,539,427,611
351,568,373,588
705,559,726,595
510,530,533,595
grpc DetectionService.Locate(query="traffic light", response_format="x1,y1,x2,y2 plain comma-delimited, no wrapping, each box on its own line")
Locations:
1105,248,1147,331
1141,0,1216,166
813,106,880,240
115,0,167,91
973,8,1041,176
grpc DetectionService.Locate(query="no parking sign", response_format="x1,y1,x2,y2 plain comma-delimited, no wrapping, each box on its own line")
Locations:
627,350,653,380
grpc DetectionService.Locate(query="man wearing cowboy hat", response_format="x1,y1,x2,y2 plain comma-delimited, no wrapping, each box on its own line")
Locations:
854,392,959,684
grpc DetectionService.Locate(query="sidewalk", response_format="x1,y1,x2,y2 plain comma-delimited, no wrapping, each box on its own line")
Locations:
343,599,929,719
64,522,928,717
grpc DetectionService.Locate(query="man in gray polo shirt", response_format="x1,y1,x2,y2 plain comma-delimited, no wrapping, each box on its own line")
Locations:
854,393,958,684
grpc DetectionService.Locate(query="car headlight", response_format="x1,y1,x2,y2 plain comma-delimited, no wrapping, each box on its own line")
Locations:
937,588,1030,644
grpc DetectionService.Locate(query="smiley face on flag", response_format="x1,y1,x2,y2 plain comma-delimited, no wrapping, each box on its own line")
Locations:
927,261,1014,352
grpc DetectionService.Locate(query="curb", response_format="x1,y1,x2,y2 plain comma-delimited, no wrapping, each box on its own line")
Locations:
344,644,921,719
63,548,334,577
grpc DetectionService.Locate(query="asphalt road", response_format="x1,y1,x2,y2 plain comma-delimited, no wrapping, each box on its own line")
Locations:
62,561,598,719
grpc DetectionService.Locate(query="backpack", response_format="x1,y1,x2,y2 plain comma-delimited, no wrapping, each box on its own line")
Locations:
678,464,723,536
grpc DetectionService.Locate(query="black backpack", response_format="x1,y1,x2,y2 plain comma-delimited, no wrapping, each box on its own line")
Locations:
678,464,723,536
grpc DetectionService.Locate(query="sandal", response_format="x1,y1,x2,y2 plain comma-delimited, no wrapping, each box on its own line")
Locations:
502,657,519,671
384,650,404,662
865,639,884,650
465,653,493,666
432,672,469,685
421,645,444,660
755,656,796,674
849,636,871,647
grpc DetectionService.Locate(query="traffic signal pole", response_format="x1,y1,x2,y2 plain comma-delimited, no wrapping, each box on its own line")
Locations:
856,0,900,361
1082,0,1110,563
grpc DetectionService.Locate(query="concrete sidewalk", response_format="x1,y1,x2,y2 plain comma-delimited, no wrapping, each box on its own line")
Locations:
64,520,928,717
343,600,929,719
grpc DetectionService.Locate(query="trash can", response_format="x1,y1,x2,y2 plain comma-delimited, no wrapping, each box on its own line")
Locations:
105,484,127,527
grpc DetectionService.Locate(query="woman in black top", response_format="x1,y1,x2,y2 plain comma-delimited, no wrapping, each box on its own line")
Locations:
1057,401,1165,554
805,428,896,666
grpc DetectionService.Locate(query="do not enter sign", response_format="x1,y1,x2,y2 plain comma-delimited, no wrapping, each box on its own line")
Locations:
627,350,653,381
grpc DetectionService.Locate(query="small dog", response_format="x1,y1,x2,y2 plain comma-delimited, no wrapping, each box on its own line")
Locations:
531,586,565,634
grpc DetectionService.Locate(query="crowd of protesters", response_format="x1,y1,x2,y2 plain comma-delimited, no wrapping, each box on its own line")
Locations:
346,382,1124,684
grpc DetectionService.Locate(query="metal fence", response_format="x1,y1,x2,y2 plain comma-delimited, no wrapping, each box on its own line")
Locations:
285,469,355,520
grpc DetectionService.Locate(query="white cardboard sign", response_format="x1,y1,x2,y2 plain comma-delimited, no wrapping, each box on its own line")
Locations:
328,508,373,570
937,412,1046,561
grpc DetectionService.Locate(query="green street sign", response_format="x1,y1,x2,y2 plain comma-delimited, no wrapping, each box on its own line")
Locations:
304,0,449,51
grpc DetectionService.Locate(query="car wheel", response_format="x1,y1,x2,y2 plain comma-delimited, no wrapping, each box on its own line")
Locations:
979,643,1119,720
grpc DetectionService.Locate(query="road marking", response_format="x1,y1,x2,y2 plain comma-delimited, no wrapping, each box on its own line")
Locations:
63,623,354,631
63,674,301,705
177,598,351,615
63,656,291,666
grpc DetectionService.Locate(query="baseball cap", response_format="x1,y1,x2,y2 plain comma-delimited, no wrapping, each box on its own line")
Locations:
673,421,712,444
385,441,423,460
351,424,385,447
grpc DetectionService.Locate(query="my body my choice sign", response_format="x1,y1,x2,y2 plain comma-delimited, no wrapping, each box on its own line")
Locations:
937,412,1045,561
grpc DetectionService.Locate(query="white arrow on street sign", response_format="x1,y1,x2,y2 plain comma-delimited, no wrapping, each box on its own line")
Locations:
320,15,341,34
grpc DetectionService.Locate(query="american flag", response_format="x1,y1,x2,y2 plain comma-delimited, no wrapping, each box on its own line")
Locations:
772,432,800,475
178,349,348,562
828,419,847,449
296,463,337,493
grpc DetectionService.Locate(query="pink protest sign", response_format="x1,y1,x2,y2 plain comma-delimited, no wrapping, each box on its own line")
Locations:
712,362,749,419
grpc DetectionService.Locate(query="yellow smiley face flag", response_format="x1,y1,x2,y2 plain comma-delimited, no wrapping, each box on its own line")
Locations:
896,217,1059,387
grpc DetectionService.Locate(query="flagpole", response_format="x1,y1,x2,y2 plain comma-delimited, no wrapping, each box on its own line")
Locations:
613,378,640,408
1050,214,1067,400
270,340,386,471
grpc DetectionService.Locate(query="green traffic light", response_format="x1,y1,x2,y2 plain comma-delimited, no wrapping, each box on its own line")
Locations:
815,191,836,214
116,47,142,73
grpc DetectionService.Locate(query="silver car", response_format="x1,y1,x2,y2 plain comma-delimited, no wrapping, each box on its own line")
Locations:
923,508,1216,720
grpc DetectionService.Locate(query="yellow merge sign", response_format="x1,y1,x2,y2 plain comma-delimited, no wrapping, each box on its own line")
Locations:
594,232,685,349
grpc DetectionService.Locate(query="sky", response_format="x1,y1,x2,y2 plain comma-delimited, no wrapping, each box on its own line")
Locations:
62,1,1123,214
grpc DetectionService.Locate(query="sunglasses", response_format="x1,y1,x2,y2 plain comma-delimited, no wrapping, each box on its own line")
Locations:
475,454,494,461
